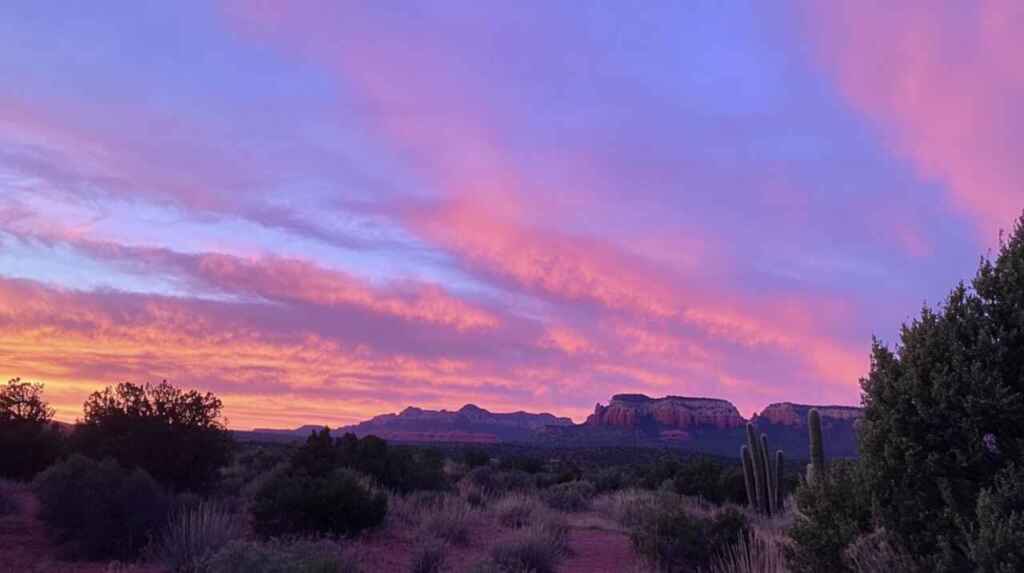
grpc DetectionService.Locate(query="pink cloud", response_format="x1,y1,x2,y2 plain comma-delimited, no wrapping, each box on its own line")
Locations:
801,0,1024,236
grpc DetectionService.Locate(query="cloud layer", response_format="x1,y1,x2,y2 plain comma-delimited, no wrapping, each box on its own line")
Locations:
0,1,1018,427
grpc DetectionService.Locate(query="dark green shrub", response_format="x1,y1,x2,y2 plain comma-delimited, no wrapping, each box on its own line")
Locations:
0,481,19,516
631,505,749,571
786,459,873,573
463,448,491,468
293,430,445,493
671,456,724,502
252,468,387,538
966,463,1024,572
465,466,533,494
499,455,545,474
205,538,359,573
33,455,170,559
588,466,632,493
0,379,64,480
542,480,595,512
858,215,1024,569
73,381,234,491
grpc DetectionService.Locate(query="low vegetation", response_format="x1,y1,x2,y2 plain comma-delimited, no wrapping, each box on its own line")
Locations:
33,455,170,560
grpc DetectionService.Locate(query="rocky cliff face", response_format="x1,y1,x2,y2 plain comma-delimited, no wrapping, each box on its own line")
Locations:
755,402,863,427
586,394,746,432
338,403,573,442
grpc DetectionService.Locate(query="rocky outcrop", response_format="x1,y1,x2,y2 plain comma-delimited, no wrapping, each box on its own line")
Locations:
586,394,746,432
755,402,863,427
337,403,573,442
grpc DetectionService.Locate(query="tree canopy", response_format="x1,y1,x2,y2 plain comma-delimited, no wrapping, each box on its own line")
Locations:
74,381,234,491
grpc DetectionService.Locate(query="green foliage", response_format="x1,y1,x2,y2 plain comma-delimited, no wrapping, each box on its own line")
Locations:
0,379,63,479
966,463,1024,572
541,480,595,512
204,539,359,573
787,459,873,573
33,454,170,560
292,430,445,493
588,466,632,493
73,381,234,491
463,448,491,468
465,466,533,494
155,501,242,573
252,468,387,538
630,504,749,572
858,217,1024,569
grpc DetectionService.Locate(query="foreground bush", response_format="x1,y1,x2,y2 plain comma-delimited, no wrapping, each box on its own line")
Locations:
483,515,570,573
786,460,873,572
0,480,19,516
205,539,359,573
73,381,234,491
708,530,788,573
155,501,242,573
858,215,1024,569
493,493,546,529
0,379,64,480
252,468,387,537
34,455,170,559
542,480,595,512
966,463,1024,572
593,489,681,529
631,505,749,571
421,496,479,545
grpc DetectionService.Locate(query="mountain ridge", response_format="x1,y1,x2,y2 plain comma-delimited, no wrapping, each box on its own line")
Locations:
248,393,862,457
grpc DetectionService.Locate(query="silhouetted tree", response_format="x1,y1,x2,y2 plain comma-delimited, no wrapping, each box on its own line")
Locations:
74,381,233,491
0,378,63,479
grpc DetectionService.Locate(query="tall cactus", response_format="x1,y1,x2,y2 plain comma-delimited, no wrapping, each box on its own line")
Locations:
741,445,756,510
808,408,826,486
745,423,768,514
774,450,784,510
760,433,775,514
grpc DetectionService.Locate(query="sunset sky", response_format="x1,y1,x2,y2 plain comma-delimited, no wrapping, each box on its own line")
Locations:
1,2,1021,429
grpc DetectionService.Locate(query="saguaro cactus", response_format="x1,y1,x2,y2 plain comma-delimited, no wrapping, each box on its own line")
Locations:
774,450,784,510
745,423,768,514
760,433,775,514
807,408,826,485
741,445,756,510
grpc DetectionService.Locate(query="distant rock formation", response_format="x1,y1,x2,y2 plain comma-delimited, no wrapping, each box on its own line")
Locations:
244,394,864,457
585,394,746,433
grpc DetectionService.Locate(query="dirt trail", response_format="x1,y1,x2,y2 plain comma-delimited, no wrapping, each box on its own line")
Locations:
560,514,643,573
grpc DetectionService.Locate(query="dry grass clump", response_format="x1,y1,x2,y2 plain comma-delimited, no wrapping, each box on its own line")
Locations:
707,530,789,573
493,493,546,529
481,514,570,573
408,539,447,573
541,480,596,512
593,489,681,529
154,501,242,573
843,528,921,573
203,538,359,573
421,495,480,546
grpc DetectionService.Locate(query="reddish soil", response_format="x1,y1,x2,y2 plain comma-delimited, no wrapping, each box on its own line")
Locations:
0,487,162,573
560,514,643,573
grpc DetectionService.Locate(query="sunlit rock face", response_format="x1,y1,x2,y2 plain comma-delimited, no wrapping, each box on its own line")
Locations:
586,394,746,431
754,402,864,427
